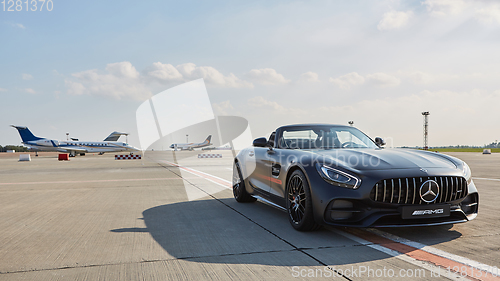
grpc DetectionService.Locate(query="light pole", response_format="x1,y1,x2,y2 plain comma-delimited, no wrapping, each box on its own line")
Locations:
422,112,430,150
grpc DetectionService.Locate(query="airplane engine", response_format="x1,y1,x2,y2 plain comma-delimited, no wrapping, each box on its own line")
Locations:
34,140,59,147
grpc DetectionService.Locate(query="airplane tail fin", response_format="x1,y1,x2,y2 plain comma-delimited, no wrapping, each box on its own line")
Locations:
10,125,43,142
104,131,128,142
205,135,212,143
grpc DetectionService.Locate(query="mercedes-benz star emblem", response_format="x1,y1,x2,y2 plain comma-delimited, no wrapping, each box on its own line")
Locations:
420,180,440,203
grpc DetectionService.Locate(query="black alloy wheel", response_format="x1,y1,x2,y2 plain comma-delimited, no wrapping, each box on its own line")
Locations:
286,169,319,231
232,161,256,203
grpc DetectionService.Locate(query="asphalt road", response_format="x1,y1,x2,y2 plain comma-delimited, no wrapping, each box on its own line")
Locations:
0,151,498,280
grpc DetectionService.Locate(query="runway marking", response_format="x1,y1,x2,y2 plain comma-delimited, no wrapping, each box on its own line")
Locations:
0,177,195,186
164,161,500,281
367,228,500,278
346,228,500,280
330,228,469,281
473,177,500,182
160,160,232,190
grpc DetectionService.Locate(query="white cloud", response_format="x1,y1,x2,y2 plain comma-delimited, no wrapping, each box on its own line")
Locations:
212,100,235,115
377,11,412,30
475,5,500,24
176,63,253,88
423,0,467,17
22,74,33,80
247,96,288,114
329,72,365,89
423,0,500,24
144,62,252,88
366,73,400,87
8,23,25,29
248,96,285,111
65,80,86,96
25,88,36,94
67,61,151,100
298,71,320,82
144,62,183,82
247,96,306,116
66,61,253,100
105,62,140,79
245,68,290,85
409,71,432,84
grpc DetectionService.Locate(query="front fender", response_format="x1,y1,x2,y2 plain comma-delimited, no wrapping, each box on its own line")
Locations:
235,147,257,181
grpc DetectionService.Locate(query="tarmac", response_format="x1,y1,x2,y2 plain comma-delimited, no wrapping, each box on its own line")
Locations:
0,151,498,280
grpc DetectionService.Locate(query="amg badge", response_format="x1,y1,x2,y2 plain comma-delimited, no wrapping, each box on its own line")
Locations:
412,209,444,216
401,204,450,219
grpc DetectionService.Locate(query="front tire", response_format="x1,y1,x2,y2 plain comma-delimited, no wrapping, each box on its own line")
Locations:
286,169,320,231
233,161,256,203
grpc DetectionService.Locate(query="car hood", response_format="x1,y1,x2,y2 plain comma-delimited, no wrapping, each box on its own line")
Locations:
310,148,458,171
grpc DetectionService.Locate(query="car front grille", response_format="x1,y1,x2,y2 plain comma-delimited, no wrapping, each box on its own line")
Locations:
369,176,468,205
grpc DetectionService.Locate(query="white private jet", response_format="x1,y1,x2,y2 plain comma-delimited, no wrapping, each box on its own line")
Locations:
170,135,212,151
11,126,140,157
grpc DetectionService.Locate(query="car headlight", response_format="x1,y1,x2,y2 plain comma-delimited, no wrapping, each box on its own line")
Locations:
462,161,472,183
316,164,361,189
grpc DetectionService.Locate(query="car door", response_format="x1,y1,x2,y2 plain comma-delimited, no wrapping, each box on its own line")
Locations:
265,131,287,199
246,146,271,193
266,147,287,199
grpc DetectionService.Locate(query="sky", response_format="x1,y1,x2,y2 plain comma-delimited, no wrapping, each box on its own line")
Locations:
1,0,500,148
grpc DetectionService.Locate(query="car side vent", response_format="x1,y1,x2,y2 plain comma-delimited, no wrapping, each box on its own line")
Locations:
369,176,468,205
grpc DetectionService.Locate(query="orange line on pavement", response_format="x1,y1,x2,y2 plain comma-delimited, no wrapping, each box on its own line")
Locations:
346,228,500,281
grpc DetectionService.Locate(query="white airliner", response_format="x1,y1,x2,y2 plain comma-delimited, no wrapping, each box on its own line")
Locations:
169,135,212,151
11,126,140,156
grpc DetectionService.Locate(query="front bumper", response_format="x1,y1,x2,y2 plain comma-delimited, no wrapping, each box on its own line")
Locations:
321,191,478,227
305,166,479,227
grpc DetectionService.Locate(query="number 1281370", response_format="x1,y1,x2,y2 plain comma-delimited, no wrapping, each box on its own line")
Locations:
2,0,54,12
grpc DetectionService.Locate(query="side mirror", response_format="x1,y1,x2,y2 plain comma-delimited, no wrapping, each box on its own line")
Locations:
375,137,386,147
253,137,268,147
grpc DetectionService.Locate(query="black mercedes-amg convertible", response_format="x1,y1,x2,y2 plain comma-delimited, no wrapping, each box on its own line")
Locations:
232,124,478,231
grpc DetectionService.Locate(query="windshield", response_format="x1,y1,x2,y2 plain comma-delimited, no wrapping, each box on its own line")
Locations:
278,126,378,149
